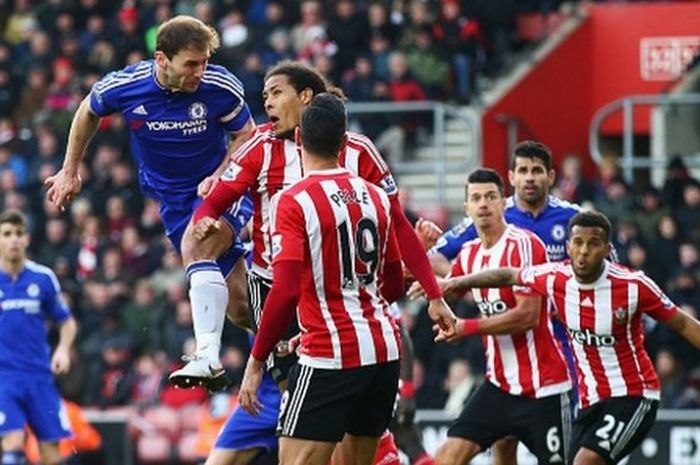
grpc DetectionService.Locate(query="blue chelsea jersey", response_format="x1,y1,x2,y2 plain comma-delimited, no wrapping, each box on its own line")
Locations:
0,261,72,377
90,60,252,211
431,195,580,262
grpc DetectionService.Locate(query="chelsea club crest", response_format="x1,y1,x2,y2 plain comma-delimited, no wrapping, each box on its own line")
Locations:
188,102,207,119
551,224,566,241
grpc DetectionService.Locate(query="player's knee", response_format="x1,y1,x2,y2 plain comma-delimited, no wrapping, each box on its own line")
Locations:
181,225,225,264
435,439,479,465
572,447,606,465
1,432,25,452
492,436,519,465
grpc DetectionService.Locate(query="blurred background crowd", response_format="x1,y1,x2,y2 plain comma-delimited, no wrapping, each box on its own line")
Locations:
0,0,698,445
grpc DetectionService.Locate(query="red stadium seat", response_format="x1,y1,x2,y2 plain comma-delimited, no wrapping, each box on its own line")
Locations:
177,431,202,464
137,433,172,464
178,403,202,433
142,405,181,440
517,13,547,42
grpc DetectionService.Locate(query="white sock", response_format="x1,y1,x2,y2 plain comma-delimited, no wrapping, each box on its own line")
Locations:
187,261,228,363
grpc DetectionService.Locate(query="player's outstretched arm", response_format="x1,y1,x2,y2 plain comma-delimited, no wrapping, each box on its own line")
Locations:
407,267,520,301
52,316,77,375
45,97,100,211
449,267,520,293
664,309,700,350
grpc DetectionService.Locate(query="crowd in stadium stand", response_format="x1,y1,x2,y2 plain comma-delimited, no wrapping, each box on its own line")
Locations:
0,0,698,420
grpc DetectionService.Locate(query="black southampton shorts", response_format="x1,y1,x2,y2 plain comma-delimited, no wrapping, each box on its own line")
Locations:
247,272,300,384
277,361,400,443
448,381,572,465
568,396,657,465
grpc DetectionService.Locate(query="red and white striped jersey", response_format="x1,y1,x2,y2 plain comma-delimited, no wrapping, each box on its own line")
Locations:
220,123,397,279
517,260,680,408
451,224,571,398
270,168,401,369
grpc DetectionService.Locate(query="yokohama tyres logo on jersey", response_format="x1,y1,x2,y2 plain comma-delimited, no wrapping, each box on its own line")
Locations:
145,119,207,135
568,328,617,347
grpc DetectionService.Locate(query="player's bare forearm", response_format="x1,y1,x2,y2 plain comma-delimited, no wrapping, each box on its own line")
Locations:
666,310,700,350
57,317,77,351
450,268,520,292
63,97,101,174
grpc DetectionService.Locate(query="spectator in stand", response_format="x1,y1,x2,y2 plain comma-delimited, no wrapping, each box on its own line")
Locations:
553,153,595,205
16,31,54,81
110,6,147,65
83,335,136,408
432,0,480,103
37,217,77,270
13,65,49,128
655,349,688,409
236,53,266,122
0,66,16,117
369,33,393,81
663,155,696,209
76,215,103,281
105,195,135,244
343,55,390,140
398,0,434,51
163,300,197,361
260,29,295,70
119,225,151,277
406,26,450,99
131,353,166,407
651,214,683,287
594,175,634,226
591,154,621,202
386,50,427,140
676,180,700,241
0,143,28,188
611,219,641,265
327,0,370,75
106,160,142,215
366,3,398,47
290,0,326,54
217,9,251,70
27,125,62,187
121,279,165,355
633,186,669,243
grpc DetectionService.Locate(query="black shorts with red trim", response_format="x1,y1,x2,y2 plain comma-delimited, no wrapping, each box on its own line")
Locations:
277,361,400,442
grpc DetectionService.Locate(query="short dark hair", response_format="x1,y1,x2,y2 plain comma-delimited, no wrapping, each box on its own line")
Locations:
265,60,346,99
568,211,612,242
156,16,220,59
0,210,28,231
511,140,552,171
300,93,346,159
466,168,505,197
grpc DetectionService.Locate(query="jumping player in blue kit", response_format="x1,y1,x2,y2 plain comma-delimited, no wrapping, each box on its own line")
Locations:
0,210,78,465
44,16,256,390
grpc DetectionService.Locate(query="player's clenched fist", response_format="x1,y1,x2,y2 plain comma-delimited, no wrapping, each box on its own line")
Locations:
192,216,222,240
